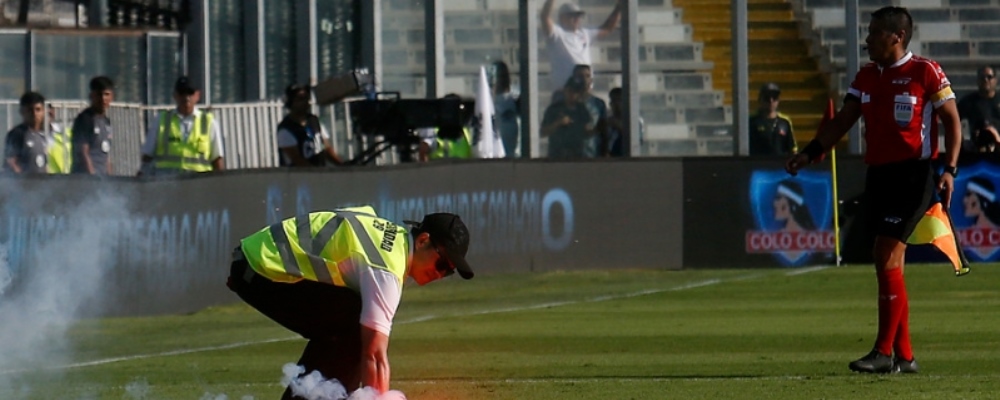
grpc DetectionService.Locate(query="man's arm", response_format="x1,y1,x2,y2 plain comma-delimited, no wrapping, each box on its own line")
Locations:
596,1,622,39
4,132,21,173
540,0,556,36
358,325,391,394
4,157,20,173
319,125,344,165
139,114,161,175
938,99,962,169
785,98,861,174
321,139,344,165
784,118,798,154
208,116,225,171
937,98,962,208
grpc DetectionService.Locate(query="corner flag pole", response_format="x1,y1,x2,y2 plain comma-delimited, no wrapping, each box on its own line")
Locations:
819,97,841,266
831,147,842,266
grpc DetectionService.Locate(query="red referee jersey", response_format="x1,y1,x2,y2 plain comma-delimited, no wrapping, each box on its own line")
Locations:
848,52,956,165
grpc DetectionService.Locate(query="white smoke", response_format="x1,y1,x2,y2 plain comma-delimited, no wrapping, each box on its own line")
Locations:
124,378,151,398
281,363,407,400
0,183,141,395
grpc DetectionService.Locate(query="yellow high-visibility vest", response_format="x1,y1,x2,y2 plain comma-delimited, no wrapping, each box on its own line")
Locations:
153,110,214,172
47,126,72,174
430,127,472,159
239,206,409,286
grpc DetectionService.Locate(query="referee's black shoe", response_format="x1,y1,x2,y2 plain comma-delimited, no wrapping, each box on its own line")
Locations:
892,356,919,374
849,350,893,373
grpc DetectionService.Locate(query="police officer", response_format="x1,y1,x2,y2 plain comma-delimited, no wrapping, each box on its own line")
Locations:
227,206,474,396
139,77,224,176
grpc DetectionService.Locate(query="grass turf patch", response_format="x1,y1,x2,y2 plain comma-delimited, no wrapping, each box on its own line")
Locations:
1,264,997,399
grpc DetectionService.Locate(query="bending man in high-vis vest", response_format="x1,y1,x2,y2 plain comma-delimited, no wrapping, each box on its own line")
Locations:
139,77,224,176
227,206,475,397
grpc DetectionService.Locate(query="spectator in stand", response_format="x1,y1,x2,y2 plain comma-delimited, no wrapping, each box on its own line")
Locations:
540,0,622,94
605,87,644,157
749,83,797,156
957,65,1000,153
4,91,49,175
551,65,608,155
71,76,114,176
276,84,344,167
490,61,521,158
542,76,594,158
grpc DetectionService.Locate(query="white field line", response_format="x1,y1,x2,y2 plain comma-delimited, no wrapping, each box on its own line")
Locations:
399,373,1000,384
0,267,829,375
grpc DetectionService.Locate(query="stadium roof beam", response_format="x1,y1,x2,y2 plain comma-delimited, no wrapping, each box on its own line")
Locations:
732,0,750,156
360,0,381,94
622,0,640,157
425,0,445,98
519,0,540,158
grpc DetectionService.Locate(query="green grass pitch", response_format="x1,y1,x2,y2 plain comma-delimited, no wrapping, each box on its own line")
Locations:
2,264,998,399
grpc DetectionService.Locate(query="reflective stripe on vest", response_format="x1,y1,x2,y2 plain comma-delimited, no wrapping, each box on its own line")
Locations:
242,208,405,287
154,111,213,172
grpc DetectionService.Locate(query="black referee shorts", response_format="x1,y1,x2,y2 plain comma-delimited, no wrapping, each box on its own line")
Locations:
865,159,937,242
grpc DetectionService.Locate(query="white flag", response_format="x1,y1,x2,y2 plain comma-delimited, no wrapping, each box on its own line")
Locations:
474,65,505,158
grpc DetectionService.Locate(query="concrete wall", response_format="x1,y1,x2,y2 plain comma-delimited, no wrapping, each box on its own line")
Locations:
0,158,690,316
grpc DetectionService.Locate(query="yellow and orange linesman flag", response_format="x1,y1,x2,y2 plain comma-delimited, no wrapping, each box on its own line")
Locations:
906,202,972,276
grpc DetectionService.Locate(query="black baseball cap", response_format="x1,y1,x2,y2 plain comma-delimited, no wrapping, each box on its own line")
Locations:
759,82,781,98
405,213,474,279
174,76,199,95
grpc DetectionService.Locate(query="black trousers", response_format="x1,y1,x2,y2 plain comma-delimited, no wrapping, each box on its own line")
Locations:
227,248,364,398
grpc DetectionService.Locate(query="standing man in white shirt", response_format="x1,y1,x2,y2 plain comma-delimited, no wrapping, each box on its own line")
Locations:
540,0,622,93
139,77,225,176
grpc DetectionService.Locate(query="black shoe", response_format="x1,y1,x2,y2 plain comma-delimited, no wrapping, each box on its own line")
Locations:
892,356,919,373
849,350,894,373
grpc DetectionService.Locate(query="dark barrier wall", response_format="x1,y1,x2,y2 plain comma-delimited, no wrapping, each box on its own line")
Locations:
0,159,685,316
9,154,994,316
682,156,868,268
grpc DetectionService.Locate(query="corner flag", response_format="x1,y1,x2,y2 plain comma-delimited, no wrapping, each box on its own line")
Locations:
906,202,972,276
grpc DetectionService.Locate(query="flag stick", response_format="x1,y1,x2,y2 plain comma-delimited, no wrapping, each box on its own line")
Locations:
941,201,972,276
831,147,842,266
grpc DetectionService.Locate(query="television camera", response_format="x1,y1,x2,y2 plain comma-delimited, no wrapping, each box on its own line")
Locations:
312,69,474,165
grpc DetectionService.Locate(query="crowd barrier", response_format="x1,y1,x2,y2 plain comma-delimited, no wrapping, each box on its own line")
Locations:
2,154,996,316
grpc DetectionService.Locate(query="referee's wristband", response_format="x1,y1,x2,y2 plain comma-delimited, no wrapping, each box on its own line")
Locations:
801,139,824,161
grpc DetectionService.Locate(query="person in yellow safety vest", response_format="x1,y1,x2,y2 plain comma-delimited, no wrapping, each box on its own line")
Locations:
138,77,225,176
418,126,473,161
226,206,475,396
46,105,73,174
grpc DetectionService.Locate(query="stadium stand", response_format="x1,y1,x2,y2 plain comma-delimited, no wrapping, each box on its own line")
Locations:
381,0,736,156
674,0,831,151
794,0,1000,142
